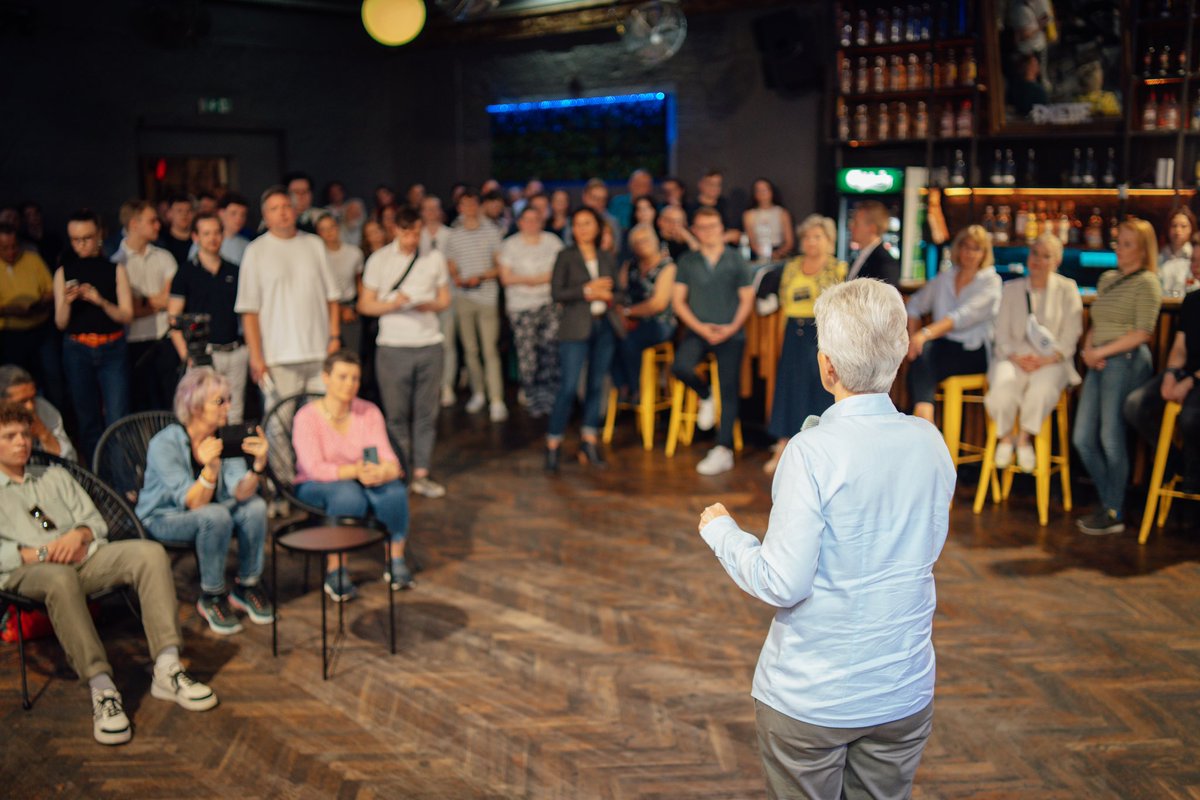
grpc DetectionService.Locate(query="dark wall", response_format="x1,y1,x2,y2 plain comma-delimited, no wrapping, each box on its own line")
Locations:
3,2,822,234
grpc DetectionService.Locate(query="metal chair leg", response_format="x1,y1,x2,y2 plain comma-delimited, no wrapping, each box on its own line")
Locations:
16,606,30,710
271,535,279,658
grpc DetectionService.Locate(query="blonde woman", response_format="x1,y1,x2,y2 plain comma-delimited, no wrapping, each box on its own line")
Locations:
1072,217,1162,535
764,215,845,474
906,225,1003,423
984,233,1083,473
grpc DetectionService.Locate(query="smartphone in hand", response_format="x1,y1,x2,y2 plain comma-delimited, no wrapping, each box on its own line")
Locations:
363,446,379,465
218,422,258,457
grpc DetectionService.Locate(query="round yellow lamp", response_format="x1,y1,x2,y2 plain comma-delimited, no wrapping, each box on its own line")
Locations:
362,0,426,47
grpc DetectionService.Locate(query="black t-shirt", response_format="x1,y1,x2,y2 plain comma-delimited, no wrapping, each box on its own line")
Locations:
61,256,122,335
1181,290,1200,374
169,257,241,345
688,196,740,232
156,233,192,269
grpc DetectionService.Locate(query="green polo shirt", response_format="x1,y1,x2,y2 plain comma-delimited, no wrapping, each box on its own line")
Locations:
675,246,754,327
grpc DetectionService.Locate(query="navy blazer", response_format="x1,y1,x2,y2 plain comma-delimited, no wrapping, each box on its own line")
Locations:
853,244,901,288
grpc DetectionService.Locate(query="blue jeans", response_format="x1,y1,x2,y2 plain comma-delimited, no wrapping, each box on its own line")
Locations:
62,336,130,462
145,496,268,595
295,480,409,542
1072,345,1153,518
612,319,674,393
548,318,617,440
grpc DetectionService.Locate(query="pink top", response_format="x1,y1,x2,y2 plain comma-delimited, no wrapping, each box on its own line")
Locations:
292,397,399,484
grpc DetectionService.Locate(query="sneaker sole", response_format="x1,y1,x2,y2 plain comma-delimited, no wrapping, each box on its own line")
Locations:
195,602,244,635
228,594,275,625
94,723,132,746
151,680,219,712
1078,523,1126,536
323,583,355,603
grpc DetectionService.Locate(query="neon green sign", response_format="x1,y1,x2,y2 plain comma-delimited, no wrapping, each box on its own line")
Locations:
837,167,904,194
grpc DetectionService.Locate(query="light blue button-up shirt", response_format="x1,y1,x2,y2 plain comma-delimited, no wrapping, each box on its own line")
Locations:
907,264,1002,353
701,393,955,728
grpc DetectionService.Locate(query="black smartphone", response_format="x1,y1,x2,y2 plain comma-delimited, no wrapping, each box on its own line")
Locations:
218,421,258,457
363,446,379,464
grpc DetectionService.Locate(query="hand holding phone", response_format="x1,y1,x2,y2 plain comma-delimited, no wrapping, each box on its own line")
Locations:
363,446,379,464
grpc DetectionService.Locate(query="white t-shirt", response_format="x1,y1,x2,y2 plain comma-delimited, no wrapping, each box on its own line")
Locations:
112,241,177,343
362,243,449,348
498,232,562,313
234,231,338,366
325,245,363,303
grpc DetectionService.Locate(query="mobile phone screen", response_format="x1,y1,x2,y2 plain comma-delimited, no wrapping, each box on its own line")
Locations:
363,446,379,464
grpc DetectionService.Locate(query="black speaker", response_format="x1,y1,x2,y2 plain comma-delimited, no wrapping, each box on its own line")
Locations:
753,7,825,94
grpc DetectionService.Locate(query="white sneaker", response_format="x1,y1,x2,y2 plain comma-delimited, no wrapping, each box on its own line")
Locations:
151,663,219,711
489,401,508,422
1016,444,1036,473
696,445,734,476
696,396,716,431
994,441,1014,470
465,393,486,414
92,688,132,745
440,385,456,407
411,476,446,498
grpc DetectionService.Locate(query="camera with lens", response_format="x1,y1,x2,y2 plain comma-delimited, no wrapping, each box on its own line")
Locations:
172,312,213,367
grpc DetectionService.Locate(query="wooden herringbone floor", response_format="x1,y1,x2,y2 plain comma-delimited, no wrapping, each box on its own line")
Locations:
2,409,1199,799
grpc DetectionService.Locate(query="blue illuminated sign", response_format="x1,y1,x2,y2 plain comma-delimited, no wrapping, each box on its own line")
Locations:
487,92,667,114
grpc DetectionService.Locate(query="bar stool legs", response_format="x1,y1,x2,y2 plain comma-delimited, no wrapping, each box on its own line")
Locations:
665,355,743,457
1139,401,1200,543
603,342,674,451
974,391,1072,526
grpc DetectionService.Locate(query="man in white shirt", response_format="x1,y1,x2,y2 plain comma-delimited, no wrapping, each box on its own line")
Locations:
113,200,179,411
359,207,451,499
235,186,341,411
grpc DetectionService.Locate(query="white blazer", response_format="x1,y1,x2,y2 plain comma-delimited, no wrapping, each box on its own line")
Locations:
992,273,1084,386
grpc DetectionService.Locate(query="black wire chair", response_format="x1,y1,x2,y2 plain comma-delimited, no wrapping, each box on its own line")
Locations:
92,411,178,509
1,453,147,710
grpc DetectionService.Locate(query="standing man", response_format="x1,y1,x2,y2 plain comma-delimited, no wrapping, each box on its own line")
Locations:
698,279,954,800
156,195,195,268
169,212,249,423
691,170,741,245
284,171,319,234
445,189,506,422
671,207,755,476
236,186,340,412
216,193,251,265
847,200,901,287
0,222,63,410
359,207,452,499
608,168,654,231
114,200,179,411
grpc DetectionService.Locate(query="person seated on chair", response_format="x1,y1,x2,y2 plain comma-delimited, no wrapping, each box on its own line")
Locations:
1124,247,1200,495
0,364,76,461
0,402,217,746
292,349,411,601
613,224,676,404
984,233,1083,474
136,367,272,635
906,224,1003,424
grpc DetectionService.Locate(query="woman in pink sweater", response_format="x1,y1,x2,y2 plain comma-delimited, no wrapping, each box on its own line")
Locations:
292,350,410,600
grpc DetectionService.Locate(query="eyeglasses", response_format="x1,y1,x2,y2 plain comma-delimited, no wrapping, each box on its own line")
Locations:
28,505,57,531
208,395,231,407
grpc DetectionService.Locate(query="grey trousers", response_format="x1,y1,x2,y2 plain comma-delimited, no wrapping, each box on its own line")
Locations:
3,540,182,683
210,345,249,424
755,700,934,800
376,344,443,472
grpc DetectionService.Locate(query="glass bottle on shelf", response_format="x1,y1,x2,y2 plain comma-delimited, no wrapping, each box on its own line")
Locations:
1192,91,1200,130
856,9,870,46
877,103,891,140
924,52,935,89
1025,204,1039,244
995,205,1011,245
961,46,977,87
1143,93,1159,130
837,99,850,141
1014,202,1028,241
1102,148,1117,186
890,55,906,91
990,148,1004,186
1085,207,1105,249
950,149,966,186
905,3,920,41
856,57,870,94
1160,45,1172,78
854,104,870,140
919,2,932,40
914,100,929,137
874,7,888,45
1179,48,1188,77
956,100,973,137
939,102,955,137
840,58,853,94
1003,147,1016,185
840,8,853,47
1082,147,1097,187
1144,45,1156,78
896,102,911,139
873,56,887,93
943,49,958,89
1108,214,1119,250
981,205,996,243
1161,92,1180,130
890,6,903,43
1056,203,1071,245
1067,202,1082,246
1069,148,1083,186
907,53,921,90
1024,148,1037,186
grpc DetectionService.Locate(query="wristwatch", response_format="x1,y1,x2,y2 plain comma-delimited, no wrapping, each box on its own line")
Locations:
1170,367,1189,381
36,545,48,563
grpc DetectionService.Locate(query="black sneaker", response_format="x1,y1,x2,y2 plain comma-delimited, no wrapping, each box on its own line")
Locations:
229,583,275,625
1076,509,1125,536
196,593,244,635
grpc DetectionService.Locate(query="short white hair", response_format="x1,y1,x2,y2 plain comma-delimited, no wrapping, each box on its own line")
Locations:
814,279,908,394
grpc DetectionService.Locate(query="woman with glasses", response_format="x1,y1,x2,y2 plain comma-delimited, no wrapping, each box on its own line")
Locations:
136,367,272,635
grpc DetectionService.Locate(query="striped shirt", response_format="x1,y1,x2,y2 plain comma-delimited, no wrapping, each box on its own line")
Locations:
446,223,502,306
1090,269,1162,346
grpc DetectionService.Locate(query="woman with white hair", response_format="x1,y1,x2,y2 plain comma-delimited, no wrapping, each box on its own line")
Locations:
984,233,1083,472
137,367,272,635
697,279,955,799
906,224,1003,423
764,214,845,474
612,224,676,401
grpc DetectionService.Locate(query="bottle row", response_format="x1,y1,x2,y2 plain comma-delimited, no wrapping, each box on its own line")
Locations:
981,147,1119,188
976,202,1119,250
1140,43,1191,78
837,2,970,49
837,49,977,95
836,100,972,141
1140,92,1200,130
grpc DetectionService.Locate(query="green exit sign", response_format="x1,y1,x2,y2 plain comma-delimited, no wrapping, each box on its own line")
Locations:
837,167,904,195
197,97,232,115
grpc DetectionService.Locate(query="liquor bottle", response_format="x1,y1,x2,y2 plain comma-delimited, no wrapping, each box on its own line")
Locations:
1192,91,1200,130
873,56,887,92
1108,214,1120,250
914,100,929,137
936,0,950,39
981,205,996,243
1080,147,1095,187
840,8,853,47
1144,45,1156,78
1179,47,1189,77
1070,148,1083,186
1067,201,1083,245
924,52,935,89
1025,203,1039,245
905,3,919,41
836,99,850,140
1160,92,1180,130
1143,93,1159,130
919,2,932,40
1024,148,1038,186
1014,202,1028,240
943,49,958,89
1160,45,1172,78
990,148,1004,186
961,46,977,87
1102,148,1117,186
1085,207,1105,249
840,58,853,94
1036,200,1049,234
907,53,921,90
890,6,903,43
1003,147,1016,185
856,9,869,46
877,103,891,139
896,101,911,139
1160,0,1174,17
995,205,1011,245
939,102,955,137
956,100,973,137
856,57,870,94
1057,203,1071,245
890,55,906,91
874,7,888,44
951,149,966,186
854,104,870,140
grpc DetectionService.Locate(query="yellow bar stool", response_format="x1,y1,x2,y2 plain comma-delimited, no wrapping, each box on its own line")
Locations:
1139,401,1200,543
602,341,676,451
973,391,1073,526
665,353,744,457
935,373,989,469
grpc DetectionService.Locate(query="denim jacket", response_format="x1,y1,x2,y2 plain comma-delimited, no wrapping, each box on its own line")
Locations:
136,423,250,521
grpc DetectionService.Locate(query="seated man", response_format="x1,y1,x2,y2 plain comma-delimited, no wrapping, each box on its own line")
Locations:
0,364,76,461
0,403,216,745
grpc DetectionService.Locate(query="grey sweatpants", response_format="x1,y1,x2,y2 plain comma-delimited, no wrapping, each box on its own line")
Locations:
376,344,443,473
